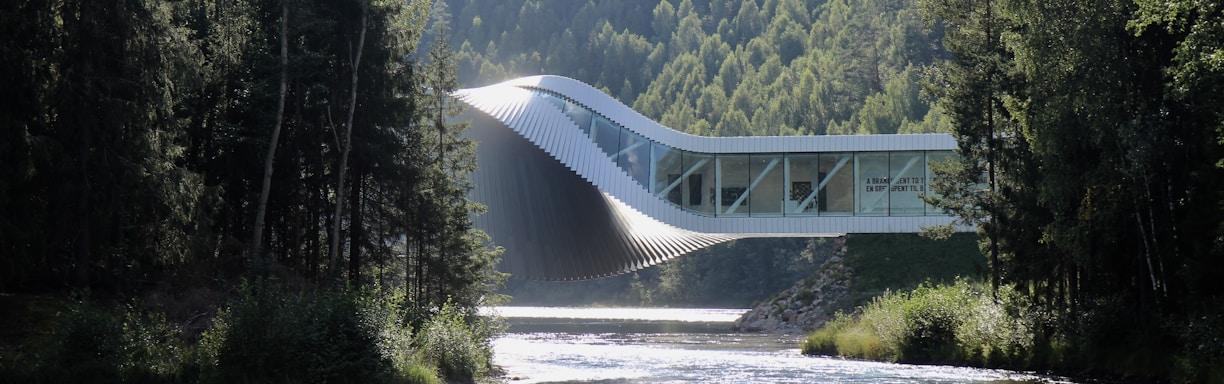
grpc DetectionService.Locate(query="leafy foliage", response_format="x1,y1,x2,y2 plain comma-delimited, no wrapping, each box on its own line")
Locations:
2,300,188,383
414,302,495,381
1,0,501,382
205,287,406,384
919,0,1224,380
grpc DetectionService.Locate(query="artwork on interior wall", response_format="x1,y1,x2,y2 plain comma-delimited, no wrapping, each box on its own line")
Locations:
722,187,747,207
790,181,812,201
688,174,703,205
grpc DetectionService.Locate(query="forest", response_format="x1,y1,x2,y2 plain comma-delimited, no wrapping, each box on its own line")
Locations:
2,0,1222,383
2,0,500,382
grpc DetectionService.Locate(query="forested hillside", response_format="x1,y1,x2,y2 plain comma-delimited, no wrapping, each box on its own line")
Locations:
440,0,950,136
427,0,957,307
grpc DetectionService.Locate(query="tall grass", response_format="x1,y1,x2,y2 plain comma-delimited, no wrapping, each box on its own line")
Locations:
801,280,1040,368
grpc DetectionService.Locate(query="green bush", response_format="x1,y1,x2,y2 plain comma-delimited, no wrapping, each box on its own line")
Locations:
201,285,409,384
43,303,126,383
13,301,187,384
897,283,971,364
415,302,493,382
954,285,1035,367
118,308,187,382
801,280,1039,368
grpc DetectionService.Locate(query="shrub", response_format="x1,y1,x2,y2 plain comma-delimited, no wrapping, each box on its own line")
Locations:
954,285,1034,367
859,290,907,358
801,280,1039,369
897,283,971,364
43,303,125,383
202,285,407,384
415,302,493,382
21,301,187,384
118,308,187,382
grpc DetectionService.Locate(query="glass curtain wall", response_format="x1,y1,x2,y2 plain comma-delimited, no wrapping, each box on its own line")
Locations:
818,153,854,215
786,154,820,215
889,151,926,216
855,152,890,215
564,99,592,135
591,115,620,158
749,154,784,215
618,129,651,188
683,152,716,215
652,142,683,206
529,89,959,219
718,155,750,216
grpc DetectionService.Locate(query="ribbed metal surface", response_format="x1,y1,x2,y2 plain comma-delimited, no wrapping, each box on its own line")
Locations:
456,76,967,280
465,111,741,280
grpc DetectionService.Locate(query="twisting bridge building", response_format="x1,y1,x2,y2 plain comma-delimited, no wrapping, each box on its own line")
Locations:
455,75,966,280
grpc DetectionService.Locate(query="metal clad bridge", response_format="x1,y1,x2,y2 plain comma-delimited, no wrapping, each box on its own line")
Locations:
456,75,966,280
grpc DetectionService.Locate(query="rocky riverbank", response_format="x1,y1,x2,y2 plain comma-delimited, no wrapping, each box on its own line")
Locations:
734,237,852,333
734,234,987,334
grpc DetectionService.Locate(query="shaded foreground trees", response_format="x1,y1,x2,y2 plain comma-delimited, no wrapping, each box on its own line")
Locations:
0,0,501,311
924,0,1224,380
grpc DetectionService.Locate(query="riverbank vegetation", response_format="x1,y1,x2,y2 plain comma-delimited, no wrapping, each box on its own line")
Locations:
802,281,1049,368
1,0,502,382
735,234,985,331
1,286,497,383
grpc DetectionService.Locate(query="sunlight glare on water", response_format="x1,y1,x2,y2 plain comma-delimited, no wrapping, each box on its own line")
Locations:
486,306,1070,384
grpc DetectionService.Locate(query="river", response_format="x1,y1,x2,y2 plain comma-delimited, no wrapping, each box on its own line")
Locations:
484,306,1071,384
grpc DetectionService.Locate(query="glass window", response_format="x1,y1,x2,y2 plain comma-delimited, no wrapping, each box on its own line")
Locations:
749,154,784,216
925,151,957,215
819,153,854,215
855,152,890,216
786,154,820,215
652,142,683,206
591,115,620,158
889,151,926,216
538,92,566,112
682,152,716,215
718,155,750,216
618,129,651,188
564,99,592,135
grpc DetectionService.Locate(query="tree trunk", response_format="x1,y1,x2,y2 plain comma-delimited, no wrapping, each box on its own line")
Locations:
416,225,425,306
329,5,367,278
251,3,289,264
77,106,92,288
985,0,1001,301
348,164,363,285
